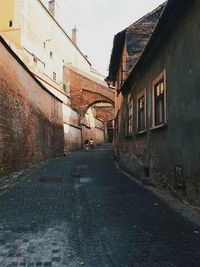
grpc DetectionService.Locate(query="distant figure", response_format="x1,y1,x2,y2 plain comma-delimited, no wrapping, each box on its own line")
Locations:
89,138,94,149
84,139,89,150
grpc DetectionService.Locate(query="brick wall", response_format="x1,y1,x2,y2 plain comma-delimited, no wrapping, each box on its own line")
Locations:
63,124,82,152
64,67,114,117
81,125,104,147
0,39,64,177
95,106,115,124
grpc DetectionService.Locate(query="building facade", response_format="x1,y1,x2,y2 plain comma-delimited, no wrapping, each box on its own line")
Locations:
106,3,164,158
108,0,200,205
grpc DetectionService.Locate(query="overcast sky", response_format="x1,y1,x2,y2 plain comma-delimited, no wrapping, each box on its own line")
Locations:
43,0,165,76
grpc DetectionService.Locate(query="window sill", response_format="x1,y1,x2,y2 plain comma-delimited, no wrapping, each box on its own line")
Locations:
150,122,167,131
136,130,147,136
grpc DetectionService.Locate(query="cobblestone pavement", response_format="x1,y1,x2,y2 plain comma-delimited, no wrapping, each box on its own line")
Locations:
0,144,200,267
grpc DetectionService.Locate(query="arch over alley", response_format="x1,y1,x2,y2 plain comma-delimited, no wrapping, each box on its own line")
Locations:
64,65,115,123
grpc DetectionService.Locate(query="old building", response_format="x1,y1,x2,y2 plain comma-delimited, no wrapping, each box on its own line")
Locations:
107,0,200,205
0,0,114,176
106,3,165,157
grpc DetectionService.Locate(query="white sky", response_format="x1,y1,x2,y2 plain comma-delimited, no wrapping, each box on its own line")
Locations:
43,0,165,76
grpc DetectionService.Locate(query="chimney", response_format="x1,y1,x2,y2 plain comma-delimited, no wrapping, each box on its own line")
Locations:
49,0,55,17
72,26,77,45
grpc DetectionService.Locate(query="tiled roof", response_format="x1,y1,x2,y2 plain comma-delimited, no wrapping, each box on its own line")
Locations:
107,3,165,82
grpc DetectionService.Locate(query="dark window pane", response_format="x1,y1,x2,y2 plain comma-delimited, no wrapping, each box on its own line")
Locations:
138,110,144,131
127,100,133,135
154,77,165,126
155,99,164,125
138,95,145,131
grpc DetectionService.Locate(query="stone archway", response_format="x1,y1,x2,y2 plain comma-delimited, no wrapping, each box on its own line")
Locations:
64,65,115,122
63,65,115,146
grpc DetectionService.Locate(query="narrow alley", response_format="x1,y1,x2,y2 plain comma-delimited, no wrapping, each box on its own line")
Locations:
0,144,200,267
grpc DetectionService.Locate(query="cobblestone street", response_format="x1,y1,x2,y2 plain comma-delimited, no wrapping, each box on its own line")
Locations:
0,144,200,266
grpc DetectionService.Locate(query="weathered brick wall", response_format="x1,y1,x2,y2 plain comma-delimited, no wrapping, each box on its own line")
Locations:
94,126,104,145
64,67,114,118
0,39,64,177
95,106,115,125
81,125,104,147
63,66,114,147
63,105,82,151
64,124,82,152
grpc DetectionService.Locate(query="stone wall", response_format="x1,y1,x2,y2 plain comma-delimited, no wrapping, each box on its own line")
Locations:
0,38,64,177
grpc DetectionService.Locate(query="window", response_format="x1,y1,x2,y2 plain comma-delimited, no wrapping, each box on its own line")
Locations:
50,51,53,58
63,83,67,92
33,56,37,63
154,79,164,125
126,97,133,135
53,72,56,81
137,91,146,132
9,20,12,27
152,70,167,127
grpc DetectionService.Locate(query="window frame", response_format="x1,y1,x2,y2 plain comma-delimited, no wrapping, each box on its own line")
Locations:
137,89,146,134
152,69,167,129
126,96,133,136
